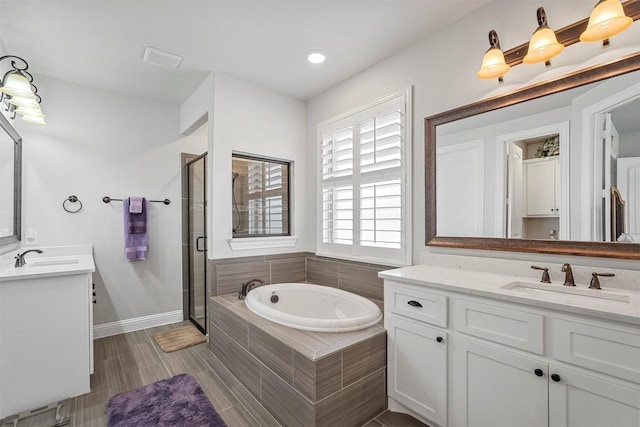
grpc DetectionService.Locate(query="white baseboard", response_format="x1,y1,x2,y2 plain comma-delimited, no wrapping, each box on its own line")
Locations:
93,310,183,339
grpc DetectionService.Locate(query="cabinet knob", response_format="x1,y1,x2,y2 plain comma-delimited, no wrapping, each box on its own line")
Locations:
436,336,443,343
551,373,561,382
93,300,97,304
534,368,543,377
407,300,423,308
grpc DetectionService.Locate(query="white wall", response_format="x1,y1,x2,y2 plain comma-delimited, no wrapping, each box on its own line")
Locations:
181,72,308,259
306,0,640,272
14,75,207,326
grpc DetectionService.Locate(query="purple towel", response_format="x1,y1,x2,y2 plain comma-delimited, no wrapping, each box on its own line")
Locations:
124,197,148,261
129,196,144,214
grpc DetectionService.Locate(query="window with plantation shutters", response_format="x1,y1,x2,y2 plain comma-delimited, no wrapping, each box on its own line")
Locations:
317,90,411,265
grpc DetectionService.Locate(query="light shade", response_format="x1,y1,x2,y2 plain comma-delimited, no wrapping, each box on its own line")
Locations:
477,47,511,79
21,115,47,125
15,106,44,117
580,0,633,42
0,72,36,99
523,27,565,64
7,95,40,109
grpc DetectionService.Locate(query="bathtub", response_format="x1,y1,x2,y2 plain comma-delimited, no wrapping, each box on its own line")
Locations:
244,283,382,332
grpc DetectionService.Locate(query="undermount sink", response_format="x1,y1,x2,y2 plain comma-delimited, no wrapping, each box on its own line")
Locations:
501,281,630,304
28,259,80,268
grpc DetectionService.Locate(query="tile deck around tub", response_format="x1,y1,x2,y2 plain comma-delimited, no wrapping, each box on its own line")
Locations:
213,293,386,360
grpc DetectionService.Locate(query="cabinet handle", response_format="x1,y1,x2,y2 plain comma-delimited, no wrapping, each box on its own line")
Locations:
407,300,423,308
551,373,561,382
436,336,443,343
534,369,543,377
93,300,97,304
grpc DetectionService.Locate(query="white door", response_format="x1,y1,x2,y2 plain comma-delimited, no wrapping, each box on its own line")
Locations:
549,365,640,427
507,143,524,238
618,157,640,242
525,159,557,216
450,337,548,427
387,313,447,426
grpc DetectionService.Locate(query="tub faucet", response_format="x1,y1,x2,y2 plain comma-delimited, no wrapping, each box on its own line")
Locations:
14,249,44,267
561,263,575,286
239,279,264,300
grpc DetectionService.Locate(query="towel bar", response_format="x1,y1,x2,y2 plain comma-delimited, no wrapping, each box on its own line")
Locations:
102,196,170,205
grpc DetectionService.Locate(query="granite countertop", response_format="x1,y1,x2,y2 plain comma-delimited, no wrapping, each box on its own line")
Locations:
0,245,95,282
379,265,640,326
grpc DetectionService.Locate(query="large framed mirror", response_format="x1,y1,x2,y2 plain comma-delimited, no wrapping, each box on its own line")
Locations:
426,52,640,260
0,111,22,248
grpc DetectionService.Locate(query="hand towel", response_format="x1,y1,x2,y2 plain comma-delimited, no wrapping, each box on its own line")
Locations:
124,197,148,261
129,196,144,214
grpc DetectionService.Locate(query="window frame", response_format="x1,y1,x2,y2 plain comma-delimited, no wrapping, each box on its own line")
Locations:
316,88,412,266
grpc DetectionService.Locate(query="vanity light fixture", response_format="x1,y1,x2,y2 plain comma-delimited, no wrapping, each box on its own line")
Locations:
0,55,46,125
477,30,511,82
307,50,327,64
523,7,565,65
580,0,633,43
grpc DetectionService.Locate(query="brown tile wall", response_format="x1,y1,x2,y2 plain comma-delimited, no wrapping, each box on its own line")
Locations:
209,252,390,305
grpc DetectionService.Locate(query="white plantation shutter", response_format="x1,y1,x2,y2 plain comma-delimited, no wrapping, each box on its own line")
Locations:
317,90,411,265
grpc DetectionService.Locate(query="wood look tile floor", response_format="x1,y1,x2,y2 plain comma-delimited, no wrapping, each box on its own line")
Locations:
8,322,429,427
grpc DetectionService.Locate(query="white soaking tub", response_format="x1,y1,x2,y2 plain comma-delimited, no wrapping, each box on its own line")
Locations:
244,283,382,332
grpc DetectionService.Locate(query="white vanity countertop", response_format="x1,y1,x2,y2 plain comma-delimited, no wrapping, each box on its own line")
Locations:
0,245,95,282
379,265,640,326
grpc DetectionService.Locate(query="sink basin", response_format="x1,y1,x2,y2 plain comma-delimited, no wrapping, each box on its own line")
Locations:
28,259,80,268
501,281,630,304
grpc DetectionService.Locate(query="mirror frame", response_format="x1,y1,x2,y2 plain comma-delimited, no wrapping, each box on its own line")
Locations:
0,111,22,248
425,52,640,260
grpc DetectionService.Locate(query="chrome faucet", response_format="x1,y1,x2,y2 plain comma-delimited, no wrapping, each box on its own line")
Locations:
14,249,44,267
561,263,575,286
238,279,264,300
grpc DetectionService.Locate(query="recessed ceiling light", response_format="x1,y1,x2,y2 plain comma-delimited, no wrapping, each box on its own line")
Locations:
307,50,326,64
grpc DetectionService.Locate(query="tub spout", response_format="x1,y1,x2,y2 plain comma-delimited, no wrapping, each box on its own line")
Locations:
239,279,264,300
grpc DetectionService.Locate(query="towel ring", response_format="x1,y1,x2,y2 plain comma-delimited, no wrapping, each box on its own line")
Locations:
63,195,83,213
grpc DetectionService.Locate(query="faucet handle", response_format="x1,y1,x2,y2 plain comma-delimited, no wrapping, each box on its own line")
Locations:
589,272,615,290
531,266,551,283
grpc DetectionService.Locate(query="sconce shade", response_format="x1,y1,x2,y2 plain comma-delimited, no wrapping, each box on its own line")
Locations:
523,27,565,63
15,106,44,117
477,47,511,79
580,0,633,42
0,72,35,99
7,95,40,109
21,115,47,125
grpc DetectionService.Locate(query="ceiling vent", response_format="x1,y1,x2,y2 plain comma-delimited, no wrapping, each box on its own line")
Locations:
142,47,183,69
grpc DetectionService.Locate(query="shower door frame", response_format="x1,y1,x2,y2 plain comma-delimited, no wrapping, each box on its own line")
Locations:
186,152,208,334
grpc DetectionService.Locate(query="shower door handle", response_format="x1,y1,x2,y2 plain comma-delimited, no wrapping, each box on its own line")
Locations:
196,236,207,252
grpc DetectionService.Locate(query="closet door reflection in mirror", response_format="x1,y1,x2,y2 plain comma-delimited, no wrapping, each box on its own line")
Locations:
231,154,290,238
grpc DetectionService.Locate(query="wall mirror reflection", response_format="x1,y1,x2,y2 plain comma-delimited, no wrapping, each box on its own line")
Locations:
426,54,640,260
0,112,21,248
231,153,290,238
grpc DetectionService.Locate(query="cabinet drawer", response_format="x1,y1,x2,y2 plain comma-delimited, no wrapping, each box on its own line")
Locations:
552,318,640,383
384,282,447,328
454,298,544,355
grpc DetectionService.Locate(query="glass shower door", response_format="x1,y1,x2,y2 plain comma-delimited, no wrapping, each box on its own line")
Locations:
187,153,207,333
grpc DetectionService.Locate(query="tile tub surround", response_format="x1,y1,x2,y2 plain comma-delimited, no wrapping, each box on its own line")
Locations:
209,294,387,427
209,253,390,303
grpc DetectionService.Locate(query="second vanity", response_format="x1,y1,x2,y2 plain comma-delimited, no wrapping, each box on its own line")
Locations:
0,245,95,419
380,265,640,427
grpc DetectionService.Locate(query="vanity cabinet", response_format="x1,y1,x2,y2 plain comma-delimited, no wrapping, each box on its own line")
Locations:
0,272,94,418
383,278,640,427
524,156,560,217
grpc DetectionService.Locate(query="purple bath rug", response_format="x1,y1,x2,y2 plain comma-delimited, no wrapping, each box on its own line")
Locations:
106,373,227,427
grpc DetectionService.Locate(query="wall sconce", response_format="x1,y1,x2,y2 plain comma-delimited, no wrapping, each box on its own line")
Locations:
523,7,564,65
477,30,511,82
0,55,46,125
478,0,639,81
581,0,633,43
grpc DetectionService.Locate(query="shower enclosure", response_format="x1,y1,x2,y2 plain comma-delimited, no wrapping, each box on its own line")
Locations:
186,152,207,333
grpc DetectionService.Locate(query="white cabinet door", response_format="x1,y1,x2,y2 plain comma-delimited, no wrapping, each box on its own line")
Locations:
549,365,640,427
387,313,447,426
451,337,548,427
525,157,559,216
